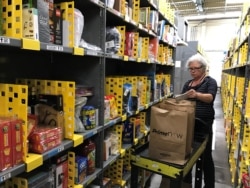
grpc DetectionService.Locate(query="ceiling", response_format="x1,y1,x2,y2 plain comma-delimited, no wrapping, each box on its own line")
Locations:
168,0,243,19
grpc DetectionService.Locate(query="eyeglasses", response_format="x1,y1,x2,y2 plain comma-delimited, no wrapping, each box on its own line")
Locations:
188,67,202,71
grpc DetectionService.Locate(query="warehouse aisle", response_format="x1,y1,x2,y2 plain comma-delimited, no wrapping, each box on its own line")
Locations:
149,93,233,188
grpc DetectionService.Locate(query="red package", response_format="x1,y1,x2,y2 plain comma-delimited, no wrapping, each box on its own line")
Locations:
11,119,24,165
0,118,13,171
29,135,61,154
29,127,62,142
124,32,134,57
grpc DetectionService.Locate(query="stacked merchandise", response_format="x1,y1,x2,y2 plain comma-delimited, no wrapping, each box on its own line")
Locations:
27,92,64,154
0,117,23,172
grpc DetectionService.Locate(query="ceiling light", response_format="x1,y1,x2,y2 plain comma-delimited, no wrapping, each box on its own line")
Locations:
226,0,245,4
197,5,203,12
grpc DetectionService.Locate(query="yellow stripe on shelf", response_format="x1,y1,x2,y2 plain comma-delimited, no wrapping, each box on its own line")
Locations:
73,134,84,147
73,47,84,56
22,38,40,51
74,184,83,188
25,153,43,172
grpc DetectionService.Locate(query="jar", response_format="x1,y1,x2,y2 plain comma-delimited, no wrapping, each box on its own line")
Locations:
81,106,96,130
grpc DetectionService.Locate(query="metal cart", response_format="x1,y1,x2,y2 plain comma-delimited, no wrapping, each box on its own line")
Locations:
130,118,209,188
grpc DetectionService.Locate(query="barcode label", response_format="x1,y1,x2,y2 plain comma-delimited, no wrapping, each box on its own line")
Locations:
0,37,10,44
46,45,63,51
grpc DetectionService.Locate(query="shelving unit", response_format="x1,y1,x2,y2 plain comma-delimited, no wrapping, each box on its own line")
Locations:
222,2,250,187
0,0,176,187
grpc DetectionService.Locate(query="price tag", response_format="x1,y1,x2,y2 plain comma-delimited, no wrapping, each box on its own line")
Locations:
46,45,63,51
0,37,10,44
0,173,11,182
138,24,143,29
86,50,98,56
152,163,159,168
57,145,65,153
125,15,130,22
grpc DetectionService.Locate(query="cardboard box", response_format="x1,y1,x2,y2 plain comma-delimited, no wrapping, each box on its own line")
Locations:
114,0,122,13
23,8,39,40
103,138,111,161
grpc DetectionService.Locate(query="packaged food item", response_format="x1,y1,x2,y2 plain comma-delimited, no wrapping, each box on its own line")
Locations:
104,96,111,123
82,139,96,175
75,156,87,184
106,95,118,119
81,106,96,130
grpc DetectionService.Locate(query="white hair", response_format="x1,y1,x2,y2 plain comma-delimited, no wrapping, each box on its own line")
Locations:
186,53,208,71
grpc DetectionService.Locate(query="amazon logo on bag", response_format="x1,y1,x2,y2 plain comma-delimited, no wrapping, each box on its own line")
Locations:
152,128,183,139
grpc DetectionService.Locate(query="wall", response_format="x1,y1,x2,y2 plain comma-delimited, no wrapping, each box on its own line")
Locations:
187,19,239,86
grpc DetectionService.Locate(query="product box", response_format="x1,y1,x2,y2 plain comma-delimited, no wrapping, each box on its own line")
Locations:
103,138,111,161
55,155,68,188
124,32,134,57
139,7,150,28
62,20,69,46
38,94,63,111
0,119,13,171
37,0,50,43
149,37,159,60
0,0,3,36
54,8,63,45
75,156,87,184
114,0,122,13
11,119,23,165
149,10,158,33
49,0,54,43
22,8,39,40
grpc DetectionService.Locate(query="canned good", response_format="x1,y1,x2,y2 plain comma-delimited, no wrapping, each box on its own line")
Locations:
81,106,96,130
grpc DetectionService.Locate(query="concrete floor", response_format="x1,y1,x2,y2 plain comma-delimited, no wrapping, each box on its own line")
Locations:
149,93,233,188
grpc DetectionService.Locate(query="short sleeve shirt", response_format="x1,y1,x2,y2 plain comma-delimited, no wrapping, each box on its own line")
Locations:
182,76,217,120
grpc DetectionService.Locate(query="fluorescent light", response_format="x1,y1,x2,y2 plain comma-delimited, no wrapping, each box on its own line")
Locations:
226,0,245,4
185,11,241,20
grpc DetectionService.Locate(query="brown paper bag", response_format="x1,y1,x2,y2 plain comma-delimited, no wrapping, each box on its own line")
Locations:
148,99,195,165
160,98,196,155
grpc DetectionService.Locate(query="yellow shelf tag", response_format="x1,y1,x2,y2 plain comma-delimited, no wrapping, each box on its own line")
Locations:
120,148,126,157
134,138,139,145
25,153,43,172
73,134,84,147
22,38,40,51
122,114,127,121
137,58,141,62
145,104,149,109
123,55,129,61
73,47,84,56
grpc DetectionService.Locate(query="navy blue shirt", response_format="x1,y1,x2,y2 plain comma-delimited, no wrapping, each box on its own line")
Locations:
182,76,217,120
